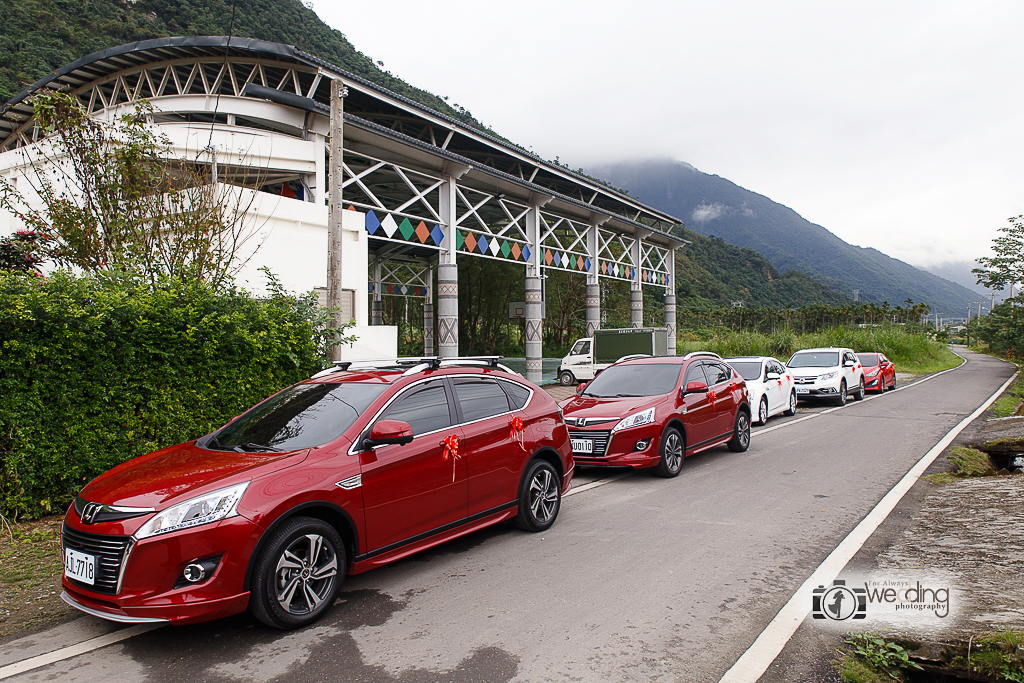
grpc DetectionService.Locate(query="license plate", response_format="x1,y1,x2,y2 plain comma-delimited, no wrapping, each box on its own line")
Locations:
64,548,96,585
571,438,594,453
796,387,810,394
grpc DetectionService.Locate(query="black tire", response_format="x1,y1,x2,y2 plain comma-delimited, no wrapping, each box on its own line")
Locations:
756,397,769,426
890,375,896,391
249,516,344,630
854,376,865,401
515,459,561,532
783,391,797,416
653,427,684,478
835,380,847,406
558,370,576,386
727,410,751,452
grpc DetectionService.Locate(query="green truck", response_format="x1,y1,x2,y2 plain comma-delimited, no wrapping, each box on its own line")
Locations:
557,328,669,385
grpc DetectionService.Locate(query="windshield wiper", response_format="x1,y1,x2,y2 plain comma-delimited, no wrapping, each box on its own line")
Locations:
232,442,282,453
613,393,643,397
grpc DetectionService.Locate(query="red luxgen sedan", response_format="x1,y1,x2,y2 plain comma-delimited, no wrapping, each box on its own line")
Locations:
857,352,896,392
560,353,751,477
61,359,573,629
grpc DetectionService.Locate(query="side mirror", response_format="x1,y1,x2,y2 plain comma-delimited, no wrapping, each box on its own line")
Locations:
766,371,780,380
362,419,414,449
576,382,589,395
683,380,709,395
844,360,855,367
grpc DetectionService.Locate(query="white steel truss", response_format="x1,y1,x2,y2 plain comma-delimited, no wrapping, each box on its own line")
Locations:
371,260,430,298
597,228,639,282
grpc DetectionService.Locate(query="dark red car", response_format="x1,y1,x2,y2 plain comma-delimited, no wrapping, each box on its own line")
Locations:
560,353,751,477
61,358,573,629
857,352,896,392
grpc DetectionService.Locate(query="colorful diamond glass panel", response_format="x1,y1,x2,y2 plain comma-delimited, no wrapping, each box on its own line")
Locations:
365,210,381,233
584,257,591,272
544,249,553,265
501,241,511,258
511,243,522,260
522,246,531,262
430,224,444,246
381,213,399,238
478,235,488,254
399,217,415,240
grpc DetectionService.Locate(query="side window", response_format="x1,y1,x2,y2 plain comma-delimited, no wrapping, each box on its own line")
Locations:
684,363,709,386
453,379,512,423
773,361,785,375
499,380,532,410
705,363,730,386
579,340,591,355
382,384,452,436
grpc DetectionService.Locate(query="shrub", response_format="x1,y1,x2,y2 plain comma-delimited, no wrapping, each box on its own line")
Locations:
0,271,337,519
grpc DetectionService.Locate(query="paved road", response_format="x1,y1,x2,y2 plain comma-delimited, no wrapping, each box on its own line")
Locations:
0,349,1013,683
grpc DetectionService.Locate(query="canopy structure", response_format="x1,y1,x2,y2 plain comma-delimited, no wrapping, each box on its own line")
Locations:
0,37,688,377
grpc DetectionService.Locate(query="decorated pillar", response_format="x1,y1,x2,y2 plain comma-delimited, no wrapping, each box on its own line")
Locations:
436,166,469,358
630,238,643,328
525,194,551,384
371,259,383,326
586,222,600,337
423,265,435,356
665,254,676,355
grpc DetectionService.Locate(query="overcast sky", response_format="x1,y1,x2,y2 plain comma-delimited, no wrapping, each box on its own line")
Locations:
313,0,1023,272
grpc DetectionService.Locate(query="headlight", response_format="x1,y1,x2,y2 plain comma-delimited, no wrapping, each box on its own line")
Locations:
135,482,249,539
818,372,838,381
611,407,656,433
866,369,879,376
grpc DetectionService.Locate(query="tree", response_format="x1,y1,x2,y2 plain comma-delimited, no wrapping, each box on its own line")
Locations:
0,230,50,275
973,215,1024,296
0,91,263,288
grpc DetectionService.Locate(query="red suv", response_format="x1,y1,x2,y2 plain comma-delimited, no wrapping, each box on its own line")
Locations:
60,358,573,629
560,353,751,477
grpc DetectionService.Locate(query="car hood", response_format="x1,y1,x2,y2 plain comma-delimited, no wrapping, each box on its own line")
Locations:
79,441,310,509
560,394,663,419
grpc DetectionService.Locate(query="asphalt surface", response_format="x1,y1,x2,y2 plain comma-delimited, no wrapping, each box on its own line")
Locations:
0,348,1014,683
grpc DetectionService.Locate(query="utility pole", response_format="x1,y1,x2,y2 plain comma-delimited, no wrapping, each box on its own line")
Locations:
327,78,349,361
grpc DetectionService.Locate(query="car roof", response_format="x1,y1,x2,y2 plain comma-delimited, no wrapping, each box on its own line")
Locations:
791,347,848,353
725,356,772,362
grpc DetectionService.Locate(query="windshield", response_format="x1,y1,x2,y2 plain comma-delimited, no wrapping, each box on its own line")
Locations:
857,353,879,367
583,363,681,398
787,351,840,368
727,361,763,381
206,382,388,452
570,340,590,355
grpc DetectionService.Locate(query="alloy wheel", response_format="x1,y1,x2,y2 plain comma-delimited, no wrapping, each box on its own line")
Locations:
274,533,339,616
528,468,559,524
664,431,683,473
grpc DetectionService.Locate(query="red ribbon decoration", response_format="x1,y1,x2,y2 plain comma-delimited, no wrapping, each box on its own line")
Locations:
440,434,460,482
508,415,526,451
708,389,716,407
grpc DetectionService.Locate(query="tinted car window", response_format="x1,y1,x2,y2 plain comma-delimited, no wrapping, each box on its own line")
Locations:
499,380,532,410
209,382,388,451
383,384,452,436
454,379,511,422
857,353,879,367
704,363,731,385
788,351,839,368
728,361,762,381
583,363,682,398
684,363,709,386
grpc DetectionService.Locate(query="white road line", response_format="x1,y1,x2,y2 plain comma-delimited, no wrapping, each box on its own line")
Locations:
718,366,1017,683
0,623,162,680
565,472,634,497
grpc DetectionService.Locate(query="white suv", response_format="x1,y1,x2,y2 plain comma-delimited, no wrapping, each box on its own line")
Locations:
786,347,865,406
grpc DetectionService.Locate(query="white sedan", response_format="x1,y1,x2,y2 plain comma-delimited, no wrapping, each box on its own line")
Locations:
724,356,798,425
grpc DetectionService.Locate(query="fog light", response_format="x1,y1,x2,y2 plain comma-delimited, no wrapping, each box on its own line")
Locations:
634,439,651,452
183,563,206,583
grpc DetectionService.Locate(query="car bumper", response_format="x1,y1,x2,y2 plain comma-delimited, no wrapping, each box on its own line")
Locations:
865,375,884,390
569,424,661,468
61,588,250,625
794,379,842,400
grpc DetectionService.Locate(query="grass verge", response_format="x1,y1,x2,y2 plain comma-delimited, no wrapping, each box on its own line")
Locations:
0,515,73,637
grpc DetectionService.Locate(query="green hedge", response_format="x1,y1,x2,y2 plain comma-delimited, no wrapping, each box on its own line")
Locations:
0,272,329,519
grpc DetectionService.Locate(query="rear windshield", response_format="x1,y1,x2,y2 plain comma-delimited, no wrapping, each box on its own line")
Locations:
787,351,839,368
857,353,879,367
582,363,681,398
727,361,763,381
204,382,388,452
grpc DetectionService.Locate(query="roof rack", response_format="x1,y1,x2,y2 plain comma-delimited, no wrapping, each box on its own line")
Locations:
310,358,413,379
614,354,652,363
311,356,517,380
682,351,723,360
400,356,515,376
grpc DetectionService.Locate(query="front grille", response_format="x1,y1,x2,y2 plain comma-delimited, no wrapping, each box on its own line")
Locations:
568,430,611,457
793,376,817,385
62,526,132,594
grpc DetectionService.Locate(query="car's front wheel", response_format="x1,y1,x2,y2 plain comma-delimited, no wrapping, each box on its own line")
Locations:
835,380,847,406
757,397,769,425
854,376,865,401
558,370,575,386
654,426,684,478
250,516,344,630
515,459,561,532
783,391,797,416
727,410,751,452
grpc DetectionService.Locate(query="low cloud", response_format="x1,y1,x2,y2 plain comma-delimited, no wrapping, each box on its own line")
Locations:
692,203,726,222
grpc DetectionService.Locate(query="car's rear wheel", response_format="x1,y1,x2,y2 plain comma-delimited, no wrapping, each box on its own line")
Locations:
653,427,684,478
835,380,847,406
757,397,769,425
250,516,344,630
515,459,561,532
854,377,865,401
727,411,751,452
783,391,797,416
558,370,575,386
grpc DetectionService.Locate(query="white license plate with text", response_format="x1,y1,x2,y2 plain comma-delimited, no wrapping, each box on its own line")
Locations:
64,548,96,585
571,439,594,453
796,387,810,394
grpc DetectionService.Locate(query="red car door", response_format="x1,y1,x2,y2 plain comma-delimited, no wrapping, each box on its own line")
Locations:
450,376,526,516
680,362,718,448
359,379,468,551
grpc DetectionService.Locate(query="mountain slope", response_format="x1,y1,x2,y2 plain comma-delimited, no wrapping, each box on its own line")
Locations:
589,159,980,313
